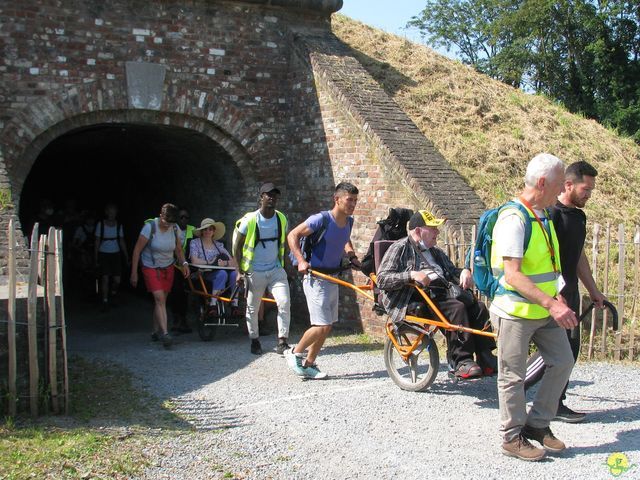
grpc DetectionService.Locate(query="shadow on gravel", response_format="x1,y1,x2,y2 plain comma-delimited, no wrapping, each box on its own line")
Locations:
563,428,640,456
321,343,385,354
580,401,640,424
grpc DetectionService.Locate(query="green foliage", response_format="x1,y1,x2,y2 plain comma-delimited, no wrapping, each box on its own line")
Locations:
409,0,640,142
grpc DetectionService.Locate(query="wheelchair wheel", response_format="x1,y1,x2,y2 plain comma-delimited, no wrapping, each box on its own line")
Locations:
384,326,439,392
197,303,217,342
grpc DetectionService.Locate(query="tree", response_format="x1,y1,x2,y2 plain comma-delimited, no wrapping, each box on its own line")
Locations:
409,0,640,142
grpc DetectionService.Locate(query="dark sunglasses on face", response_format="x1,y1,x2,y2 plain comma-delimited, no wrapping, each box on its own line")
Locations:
180,215,189,219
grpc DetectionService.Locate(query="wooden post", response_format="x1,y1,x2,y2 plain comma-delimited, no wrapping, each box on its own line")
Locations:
588,223,600,359
615,224,624,360
47,228,59,414
55,230,69,415
28,224,40,416
601,223,611,356
631,226,639,359
7,218,17,417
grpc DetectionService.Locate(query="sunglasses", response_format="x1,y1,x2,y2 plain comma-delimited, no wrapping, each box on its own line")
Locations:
180,215,190,220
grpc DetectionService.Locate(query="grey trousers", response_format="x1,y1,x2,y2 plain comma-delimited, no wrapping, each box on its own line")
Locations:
491,313,574,442
245,267,291,340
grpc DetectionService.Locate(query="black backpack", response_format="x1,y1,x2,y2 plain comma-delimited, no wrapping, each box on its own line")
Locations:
360,207,414,277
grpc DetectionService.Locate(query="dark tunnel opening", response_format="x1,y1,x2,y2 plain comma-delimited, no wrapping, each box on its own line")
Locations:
18,122,246,310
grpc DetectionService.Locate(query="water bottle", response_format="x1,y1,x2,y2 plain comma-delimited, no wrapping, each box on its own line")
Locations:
473,249,486,267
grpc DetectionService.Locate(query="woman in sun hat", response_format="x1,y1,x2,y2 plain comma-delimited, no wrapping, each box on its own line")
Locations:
189,218,238,304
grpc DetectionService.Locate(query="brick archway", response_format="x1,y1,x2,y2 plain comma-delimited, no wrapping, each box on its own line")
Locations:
1,79,272,202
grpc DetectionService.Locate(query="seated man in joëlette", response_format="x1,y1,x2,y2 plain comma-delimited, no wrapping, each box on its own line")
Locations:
376,209,496,379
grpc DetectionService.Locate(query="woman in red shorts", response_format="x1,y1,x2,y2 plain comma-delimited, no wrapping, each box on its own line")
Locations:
130,204,189,348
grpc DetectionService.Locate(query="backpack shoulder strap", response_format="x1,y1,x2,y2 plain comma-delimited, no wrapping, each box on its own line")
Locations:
500,201,533,251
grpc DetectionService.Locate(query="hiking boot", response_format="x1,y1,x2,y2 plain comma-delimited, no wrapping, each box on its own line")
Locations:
276,339,290,356
502,434,546,461
554,404,586,423
151,332,160,342
162,333,173,349
477,350,498,376
521,425,566,452
454,360,482,379
285,349,306,376
302,363,328,380
250,339,263,355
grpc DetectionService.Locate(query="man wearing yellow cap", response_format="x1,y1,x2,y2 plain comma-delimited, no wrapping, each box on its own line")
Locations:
377,209,496,379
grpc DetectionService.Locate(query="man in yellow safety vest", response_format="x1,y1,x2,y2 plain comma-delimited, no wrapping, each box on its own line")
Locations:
490,153,578,462
233,183,290,355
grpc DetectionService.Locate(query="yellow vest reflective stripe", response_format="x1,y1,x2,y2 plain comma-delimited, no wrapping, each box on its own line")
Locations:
239,210,287,272
490,207,561,319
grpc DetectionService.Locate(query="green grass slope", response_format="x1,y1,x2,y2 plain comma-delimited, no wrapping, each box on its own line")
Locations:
332,15,640,225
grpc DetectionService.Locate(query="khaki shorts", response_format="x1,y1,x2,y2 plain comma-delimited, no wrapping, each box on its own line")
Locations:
302,274,339,326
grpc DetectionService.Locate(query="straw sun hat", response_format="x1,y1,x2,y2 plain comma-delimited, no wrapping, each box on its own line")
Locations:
195,218,226,240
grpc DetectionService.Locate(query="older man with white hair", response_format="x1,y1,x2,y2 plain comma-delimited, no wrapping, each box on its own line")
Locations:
490,153,578,461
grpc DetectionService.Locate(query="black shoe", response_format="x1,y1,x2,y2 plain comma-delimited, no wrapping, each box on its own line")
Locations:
251,339,263,355
276,340,290,356
151,332,160,342
477,350,498,376
554,404,586,423
162,333,173,349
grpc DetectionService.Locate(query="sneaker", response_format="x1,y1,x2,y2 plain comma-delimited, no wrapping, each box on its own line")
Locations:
502,434,546,461
477,350,498,376
285,349,306,376
302,362,328,380
250,339,263,355
162,333,173,349
554,404,586,423
276,340,290,356
454,360,483,379
521,425,566,452
151,332,160,342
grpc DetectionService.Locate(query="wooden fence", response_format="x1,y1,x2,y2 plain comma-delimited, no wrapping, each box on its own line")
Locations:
442,221,639,362
2,220,68,416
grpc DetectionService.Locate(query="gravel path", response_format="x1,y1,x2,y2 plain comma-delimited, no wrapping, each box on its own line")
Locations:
68,300,640,480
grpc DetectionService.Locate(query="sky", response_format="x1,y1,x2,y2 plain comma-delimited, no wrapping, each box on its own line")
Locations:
339,0,428,44
338,0,457,59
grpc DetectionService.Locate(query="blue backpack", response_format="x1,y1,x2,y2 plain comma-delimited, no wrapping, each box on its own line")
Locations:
469,201,532,299
289,211,354,266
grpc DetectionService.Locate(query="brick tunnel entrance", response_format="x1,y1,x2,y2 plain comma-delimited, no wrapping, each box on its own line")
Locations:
18,122,250,312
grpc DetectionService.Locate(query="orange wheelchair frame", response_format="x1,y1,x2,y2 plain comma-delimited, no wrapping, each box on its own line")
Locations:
184,264,276,341
309,268,496,391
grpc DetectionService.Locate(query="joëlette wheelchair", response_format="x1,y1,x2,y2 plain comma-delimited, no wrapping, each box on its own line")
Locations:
184,263,276,341
313,239,619,393
309,239,496,392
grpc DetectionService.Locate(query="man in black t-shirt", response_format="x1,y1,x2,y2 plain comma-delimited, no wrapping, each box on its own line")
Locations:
524,161,605,423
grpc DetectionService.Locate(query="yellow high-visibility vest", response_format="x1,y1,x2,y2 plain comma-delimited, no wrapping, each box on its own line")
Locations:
234,210,287,272
490,205,561,319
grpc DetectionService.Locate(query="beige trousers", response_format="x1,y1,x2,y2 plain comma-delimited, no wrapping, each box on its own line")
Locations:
491,313,574,442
